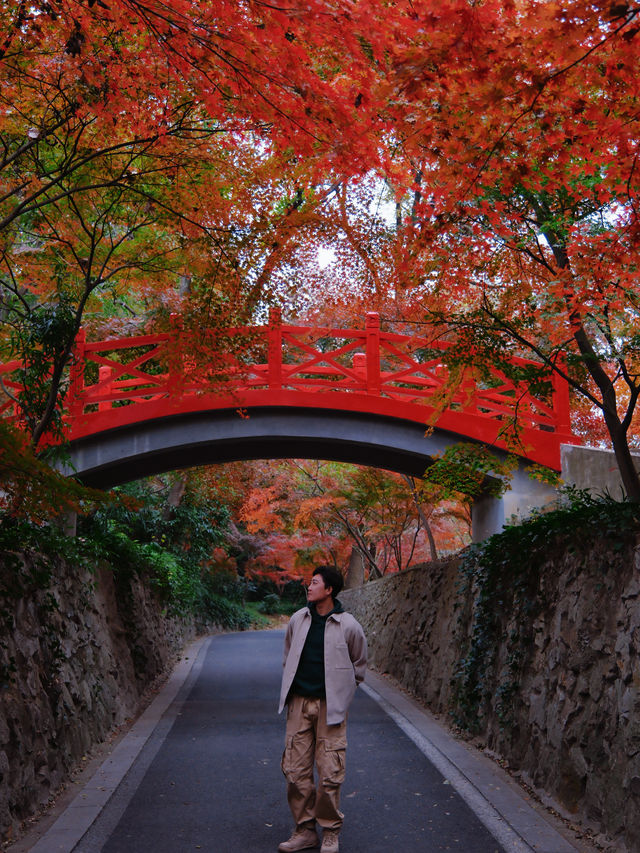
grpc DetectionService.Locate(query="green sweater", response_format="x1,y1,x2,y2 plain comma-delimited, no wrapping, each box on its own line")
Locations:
290,599,344,699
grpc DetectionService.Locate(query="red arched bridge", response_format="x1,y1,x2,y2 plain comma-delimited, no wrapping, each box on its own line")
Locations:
1,311,579,498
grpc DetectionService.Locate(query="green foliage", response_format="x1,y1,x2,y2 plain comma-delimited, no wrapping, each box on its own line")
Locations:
201,592,254,630
452,489,640,732
76,479,258,627
0,477,260,633
0,420,109,521
206,568,250,603
424,443,517,502
0,515,89,571
523,463,562,486
241,602,270,628
245,576,307,612
256,592,282,613
7,293,77,439
84,479,230,566
254,592,301,615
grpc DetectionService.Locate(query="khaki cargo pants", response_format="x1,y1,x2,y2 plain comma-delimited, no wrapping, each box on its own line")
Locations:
281,695,347,830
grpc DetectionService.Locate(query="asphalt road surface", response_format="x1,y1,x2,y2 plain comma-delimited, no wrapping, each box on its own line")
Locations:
75,630,504,853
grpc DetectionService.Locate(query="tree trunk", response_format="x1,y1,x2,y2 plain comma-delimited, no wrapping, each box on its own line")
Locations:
607,422,640,501
422,516,438,562
344,546,365,589
163,475,188,520
542,231,640,502
403,474,438,560
571,323,640,501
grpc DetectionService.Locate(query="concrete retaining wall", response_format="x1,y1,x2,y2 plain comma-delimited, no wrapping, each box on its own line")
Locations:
561,444,640,499
342,536,640,852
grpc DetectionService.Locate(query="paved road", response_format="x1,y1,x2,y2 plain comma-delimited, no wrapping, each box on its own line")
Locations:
75,630,504,853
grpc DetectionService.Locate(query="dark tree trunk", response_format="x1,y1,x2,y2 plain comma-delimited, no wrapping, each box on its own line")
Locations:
344,546,365,589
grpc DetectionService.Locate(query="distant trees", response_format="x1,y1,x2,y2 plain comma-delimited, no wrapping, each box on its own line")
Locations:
236,459,469,582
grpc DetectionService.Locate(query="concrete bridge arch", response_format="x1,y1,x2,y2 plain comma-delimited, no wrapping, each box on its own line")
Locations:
65,405,558,541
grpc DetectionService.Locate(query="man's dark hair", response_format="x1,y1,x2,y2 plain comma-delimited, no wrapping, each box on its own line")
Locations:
312,565,344,598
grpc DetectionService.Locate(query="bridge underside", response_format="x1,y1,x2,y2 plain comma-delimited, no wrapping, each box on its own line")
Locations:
68,407,451,487
65,406,558,541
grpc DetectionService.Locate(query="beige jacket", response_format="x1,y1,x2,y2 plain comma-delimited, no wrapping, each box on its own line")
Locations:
278,606,368,725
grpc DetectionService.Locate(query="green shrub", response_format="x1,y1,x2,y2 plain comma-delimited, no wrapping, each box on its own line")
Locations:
0,484,261,632
255,593,302,615
206,568,248,603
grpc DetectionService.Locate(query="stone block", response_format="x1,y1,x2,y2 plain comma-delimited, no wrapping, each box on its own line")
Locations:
588,668,604,702
527,689,548,730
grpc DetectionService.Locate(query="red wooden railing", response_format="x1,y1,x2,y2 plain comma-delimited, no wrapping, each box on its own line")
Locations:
0,311,580,469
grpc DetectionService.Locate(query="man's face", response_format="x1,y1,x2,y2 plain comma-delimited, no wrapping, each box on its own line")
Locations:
307,573,333,606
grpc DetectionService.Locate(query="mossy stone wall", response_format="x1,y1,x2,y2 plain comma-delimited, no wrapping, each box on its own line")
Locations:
342,536,640,852
0,556,199,842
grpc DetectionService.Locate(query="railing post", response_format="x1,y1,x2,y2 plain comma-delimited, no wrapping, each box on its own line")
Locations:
68,328,85,419
169,312,184,393
98,365,113,412
268,306,283,390
365,312,381,395
353,353,366,390
552,358,572,438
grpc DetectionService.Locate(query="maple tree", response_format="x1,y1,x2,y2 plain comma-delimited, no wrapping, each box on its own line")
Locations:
0,0,382,449
0,418,110,520
374,0,640,497
254,1,640,498
133,450,502,588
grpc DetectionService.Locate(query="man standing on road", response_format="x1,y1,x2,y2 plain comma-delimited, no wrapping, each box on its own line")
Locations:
277,565,367,853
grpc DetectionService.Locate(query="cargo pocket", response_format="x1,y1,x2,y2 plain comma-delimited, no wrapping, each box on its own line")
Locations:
281,736,293,781
318,737,347,787
281,734,313,784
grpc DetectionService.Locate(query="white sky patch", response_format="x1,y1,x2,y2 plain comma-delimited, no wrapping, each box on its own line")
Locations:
317,247,337,269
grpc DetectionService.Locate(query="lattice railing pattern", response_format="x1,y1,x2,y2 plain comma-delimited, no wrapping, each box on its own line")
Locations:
0,311,578,469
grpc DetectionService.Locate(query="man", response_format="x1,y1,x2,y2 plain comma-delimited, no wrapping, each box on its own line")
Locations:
278,565,367,853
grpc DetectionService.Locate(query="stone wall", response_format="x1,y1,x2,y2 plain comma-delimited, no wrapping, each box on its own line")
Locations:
342,537,640,853
0,554,201,842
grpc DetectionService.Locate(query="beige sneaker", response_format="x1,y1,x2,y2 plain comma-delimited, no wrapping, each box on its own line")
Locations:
320,829,340,853
278,826,320,852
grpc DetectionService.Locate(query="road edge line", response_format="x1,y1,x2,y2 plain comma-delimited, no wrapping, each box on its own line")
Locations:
361,674,579,853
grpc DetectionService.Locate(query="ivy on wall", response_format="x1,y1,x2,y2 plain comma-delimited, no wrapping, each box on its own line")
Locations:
452,489,640,732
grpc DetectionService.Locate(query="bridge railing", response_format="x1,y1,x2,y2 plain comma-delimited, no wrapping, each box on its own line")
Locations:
0,311,579,468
